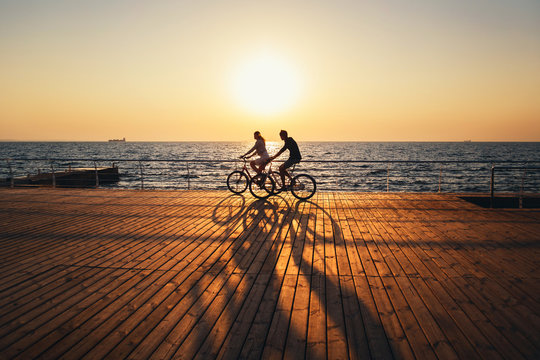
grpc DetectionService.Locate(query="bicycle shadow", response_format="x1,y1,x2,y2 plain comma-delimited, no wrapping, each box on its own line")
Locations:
176,192,396,359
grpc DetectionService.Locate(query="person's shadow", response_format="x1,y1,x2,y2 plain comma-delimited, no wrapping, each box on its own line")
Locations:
148,193,394,359
186,193,393,359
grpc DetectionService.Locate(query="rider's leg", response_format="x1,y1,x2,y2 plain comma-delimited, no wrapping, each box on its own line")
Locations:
250,160,260,174
252,157,269,174
279,163,291,189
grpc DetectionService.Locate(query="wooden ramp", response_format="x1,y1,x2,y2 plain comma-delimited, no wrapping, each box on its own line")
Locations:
0,188,539,359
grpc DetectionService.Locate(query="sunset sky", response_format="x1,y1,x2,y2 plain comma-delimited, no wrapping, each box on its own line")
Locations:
1,0,539,141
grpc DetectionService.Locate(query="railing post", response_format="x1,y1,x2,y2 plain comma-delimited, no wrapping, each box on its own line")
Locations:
94,161,99,188
386,164,389,192
7,159,14,188
490,165,495,208
520,169,526,209
438,164,442,193
139,161,144,190
50,160,56,188
186,163,190,190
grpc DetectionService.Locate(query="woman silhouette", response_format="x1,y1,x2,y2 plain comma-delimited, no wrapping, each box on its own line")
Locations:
241,131,270,174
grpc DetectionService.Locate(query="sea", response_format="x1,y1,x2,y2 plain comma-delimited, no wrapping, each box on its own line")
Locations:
1,142,539,193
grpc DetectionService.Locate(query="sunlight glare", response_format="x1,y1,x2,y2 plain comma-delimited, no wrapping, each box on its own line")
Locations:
230,51,301,116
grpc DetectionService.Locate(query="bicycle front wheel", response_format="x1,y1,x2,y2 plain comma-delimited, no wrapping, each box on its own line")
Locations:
249,173,275,199
227,171,248,194
291,174,316,200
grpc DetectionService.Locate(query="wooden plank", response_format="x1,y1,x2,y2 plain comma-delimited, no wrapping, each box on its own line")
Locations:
360,196,478,359
23,194,238,358
261,200,311,358
238,196,307,359
75,198,272,359
7,268,150,359
212,198,299,359
362,197,504,360
0,189,539,359
282,203,313,360
339,195,394,359
322,194,349,360
397,196,540,351
336,193,390,359
129,197,290,359
353,200,437,359
305,192,327,359
0,266,112,341
373,193,538,358
387,213,530,358
328,194,372,359
18,201,222,359
0,192,181,288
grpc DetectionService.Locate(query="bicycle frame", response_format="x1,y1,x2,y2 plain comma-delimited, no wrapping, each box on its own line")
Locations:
229,158,316,200
237,158,257,181
264,162,296,189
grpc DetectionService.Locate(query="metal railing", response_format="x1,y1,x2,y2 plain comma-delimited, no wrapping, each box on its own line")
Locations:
490,166,540,207
3,158,540,194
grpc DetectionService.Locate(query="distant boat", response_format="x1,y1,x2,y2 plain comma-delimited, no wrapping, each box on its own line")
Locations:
464,140,472,143
109,137,126,142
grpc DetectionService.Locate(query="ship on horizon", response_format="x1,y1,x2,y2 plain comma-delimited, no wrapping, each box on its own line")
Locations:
108,137,126,142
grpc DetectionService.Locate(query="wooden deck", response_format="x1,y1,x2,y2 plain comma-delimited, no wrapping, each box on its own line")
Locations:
0,188,539,359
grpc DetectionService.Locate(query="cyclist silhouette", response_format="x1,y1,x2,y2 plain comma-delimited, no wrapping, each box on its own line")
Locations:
241,131,270,174
270,130,301,190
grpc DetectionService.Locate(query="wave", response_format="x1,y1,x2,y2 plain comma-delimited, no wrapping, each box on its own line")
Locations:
1,142,539,192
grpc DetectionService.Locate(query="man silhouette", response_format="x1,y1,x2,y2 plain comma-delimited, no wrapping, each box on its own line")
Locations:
270,130,301,189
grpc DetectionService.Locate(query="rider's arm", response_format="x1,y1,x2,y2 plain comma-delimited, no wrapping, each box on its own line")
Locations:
271,145,286,160
242,144,256,158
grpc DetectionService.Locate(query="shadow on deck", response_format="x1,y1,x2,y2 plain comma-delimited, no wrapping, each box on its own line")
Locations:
0,189,539,359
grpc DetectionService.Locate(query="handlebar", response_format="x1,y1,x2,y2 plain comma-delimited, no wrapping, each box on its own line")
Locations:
239,156,282,168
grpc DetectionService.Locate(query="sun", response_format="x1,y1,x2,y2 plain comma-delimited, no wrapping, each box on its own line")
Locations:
230,51,302,116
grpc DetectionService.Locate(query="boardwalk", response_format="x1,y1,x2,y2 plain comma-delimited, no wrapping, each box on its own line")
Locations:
0,188,539,359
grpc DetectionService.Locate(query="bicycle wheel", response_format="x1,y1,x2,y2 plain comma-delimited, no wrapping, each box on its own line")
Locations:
227,171,248,194
270,172,283,194
249,173,275,199
291,174,316,200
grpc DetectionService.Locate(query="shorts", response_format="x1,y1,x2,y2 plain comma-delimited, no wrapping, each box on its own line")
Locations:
253,156,270,166
283,157,301,170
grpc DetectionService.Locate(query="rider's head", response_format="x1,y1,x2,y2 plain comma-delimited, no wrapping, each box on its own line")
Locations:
279,130,288,140
254,131,265,143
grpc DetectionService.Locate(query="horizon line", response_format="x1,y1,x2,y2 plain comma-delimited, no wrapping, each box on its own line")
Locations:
1,139,540,143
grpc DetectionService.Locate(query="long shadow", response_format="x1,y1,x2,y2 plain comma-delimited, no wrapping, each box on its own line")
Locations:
108,193,285,359
3,191,537,358
285,198,394,359
1,190,399,359
169,193,397,359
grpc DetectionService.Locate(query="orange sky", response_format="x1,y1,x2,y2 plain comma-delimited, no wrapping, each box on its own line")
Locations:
1,0,539,141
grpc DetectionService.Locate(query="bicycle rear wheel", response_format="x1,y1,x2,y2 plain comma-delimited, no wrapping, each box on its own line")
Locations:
291,174,316,200
227,171,248,194
249,173,275,199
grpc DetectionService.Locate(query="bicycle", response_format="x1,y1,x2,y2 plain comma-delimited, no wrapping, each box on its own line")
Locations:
226,157,275,199
264,162,317,200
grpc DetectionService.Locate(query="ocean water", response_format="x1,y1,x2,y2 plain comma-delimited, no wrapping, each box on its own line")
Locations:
1,142,539,193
